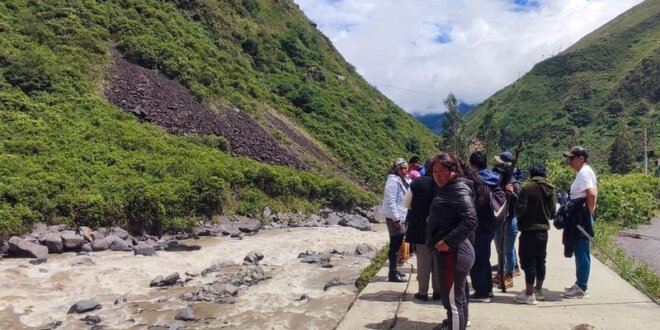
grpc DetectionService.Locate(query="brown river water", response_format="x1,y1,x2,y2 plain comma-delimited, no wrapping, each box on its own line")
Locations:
0,224,388,329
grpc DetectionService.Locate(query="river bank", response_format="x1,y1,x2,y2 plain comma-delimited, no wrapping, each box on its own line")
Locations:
616,217,660,275
0,224,388,329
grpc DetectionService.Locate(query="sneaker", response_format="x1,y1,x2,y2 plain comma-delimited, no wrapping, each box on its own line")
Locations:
467,319,472,327
534,288,545,301
414,293,428,301
514,291,537,305
563,285,589,299
564,283,578,292
512,267,521,277
468,293,491,303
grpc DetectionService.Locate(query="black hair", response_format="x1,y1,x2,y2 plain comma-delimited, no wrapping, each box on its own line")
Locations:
432,152,485,206
469,150,488,170
529,164,547,178
423,158,433,177
409,155,421,164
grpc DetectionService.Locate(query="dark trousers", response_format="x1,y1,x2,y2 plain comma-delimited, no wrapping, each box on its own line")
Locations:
519,230,548,285
389,233,405,274
470,226,495,296
436,239,475,330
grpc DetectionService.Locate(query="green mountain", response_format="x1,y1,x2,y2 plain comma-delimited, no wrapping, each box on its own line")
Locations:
465,0,659,169
0,0,437,236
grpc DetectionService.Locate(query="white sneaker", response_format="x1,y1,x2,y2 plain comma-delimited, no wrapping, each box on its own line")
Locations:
564,284,577,291
563,285,589,299
467,319,472,327
534,288,545,301
514,291,537,305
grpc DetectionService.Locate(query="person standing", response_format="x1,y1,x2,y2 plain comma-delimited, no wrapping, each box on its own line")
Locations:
513,165,557,305
468,151,500,303
562,146,597,299
427,152,478,330
380,158,410,282
404,159,440,301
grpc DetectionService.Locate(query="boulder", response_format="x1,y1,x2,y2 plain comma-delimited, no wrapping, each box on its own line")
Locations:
300,255,321,264
321,261,333,268
356,243,376,256
262,207,273,218
79,226,94,242
150,272,181,287
133,245,157,257
80,243,93,253
40,232,63,254
195,228,212,237
92,239,109,251
243,250,264,265
323,277,353,291
235,217,261,233
332,245,355,255
106,235,132,251
366,206,381,223
8,236,48,260
110,227,130,240
81,315,101,324
0,240,8,256
339,214,372,231
175,307,196,321
60,231,84,250
169,321,186,330
47,224,67,232
201,260,236,276
91,231,105,241
67,299,101,314
149,275,164,287
325,213,341,226
217,222,241,237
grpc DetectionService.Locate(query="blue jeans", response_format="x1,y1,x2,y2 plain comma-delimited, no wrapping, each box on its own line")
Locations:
573,216,594,291
494,217,518,274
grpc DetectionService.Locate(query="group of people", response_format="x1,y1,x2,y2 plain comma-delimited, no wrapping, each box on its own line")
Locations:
379,146,598,330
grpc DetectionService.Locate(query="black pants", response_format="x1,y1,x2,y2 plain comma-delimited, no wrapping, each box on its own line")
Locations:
518,230,548,285
435,239,475,330
469,226,495,296
389,233,405,274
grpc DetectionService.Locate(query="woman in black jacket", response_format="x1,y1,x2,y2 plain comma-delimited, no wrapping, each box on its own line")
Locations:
426,152,480,330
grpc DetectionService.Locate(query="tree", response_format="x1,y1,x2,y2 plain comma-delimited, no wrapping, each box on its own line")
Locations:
477,100,501,161
608,121,634,174
440,93,467,158
405,137,421,155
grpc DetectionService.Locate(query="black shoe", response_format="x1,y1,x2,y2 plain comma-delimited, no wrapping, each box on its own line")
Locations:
468,293,491,303
388,274,406,283
414,293,428,301
432,293,442,301
396,270,406,277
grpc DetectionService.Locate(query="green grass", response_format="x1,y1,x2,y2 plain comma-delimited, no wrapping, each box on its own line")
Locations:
464,0,660,169
0,0,440,236
355,245,389,292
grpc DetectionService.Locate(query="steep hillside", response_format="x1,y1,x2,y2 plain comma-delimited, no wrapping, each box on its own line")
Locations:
465,0,659,168
0,0,437,235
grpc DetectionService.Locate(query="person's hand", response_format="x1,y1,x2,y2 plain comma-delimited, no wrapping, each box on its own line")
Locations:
505,184,514,193
435,240,450,252
393,220,402,230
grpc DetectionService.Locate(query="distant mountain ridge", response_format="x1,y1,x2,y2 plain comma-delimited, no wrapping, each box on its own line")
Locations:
414,102,475,134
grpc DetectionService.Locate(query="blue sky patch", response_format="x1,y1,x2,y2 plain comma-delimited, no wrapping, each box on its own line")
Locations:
434,24,453,44
511,0,541,11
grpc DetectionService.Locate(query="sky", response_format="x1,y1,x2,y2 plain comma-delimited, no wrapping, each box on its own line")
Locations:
294,0,643,114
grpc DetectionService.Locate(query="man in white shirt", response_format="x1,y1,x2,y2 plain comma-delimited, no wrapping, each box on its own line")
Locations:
562,146,597,299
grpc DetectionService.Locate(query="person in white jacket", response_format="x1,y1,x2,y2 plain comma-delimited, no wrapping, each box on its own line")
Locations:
380,158,410,282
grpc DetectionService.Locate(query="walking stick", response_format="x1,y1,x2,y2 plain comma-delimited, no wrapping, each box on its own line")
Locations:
499,220,507,293
576,225,659,305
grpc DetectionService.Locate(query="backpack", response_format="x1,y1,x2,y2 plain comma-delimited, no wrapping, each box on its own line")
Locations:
478,184,509,232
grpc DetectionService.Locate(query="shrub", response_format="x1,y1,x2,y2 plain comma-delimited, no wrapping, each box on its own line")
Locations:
597,174,659,228
3,47,58,94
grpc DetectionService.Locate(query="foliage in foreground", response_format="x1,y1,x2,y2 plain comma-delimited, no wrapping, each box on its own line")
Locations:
355,245,389,292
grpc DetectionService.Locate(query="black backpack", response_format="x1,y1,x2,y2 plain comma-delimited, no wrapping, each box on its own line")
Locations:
478,184,509,232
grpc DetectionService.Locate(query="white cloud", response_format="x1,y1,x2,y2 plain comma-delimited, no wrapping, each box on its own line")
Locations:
294,0,643,114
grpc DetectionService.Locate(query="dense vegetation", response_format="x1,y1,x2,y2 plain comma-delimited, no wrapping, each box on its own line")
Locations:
0,0,442,236
465,0,660,171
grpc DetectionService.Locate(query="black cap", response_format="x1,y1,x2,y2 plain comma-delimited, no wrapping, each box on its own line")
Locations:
563,146,589,159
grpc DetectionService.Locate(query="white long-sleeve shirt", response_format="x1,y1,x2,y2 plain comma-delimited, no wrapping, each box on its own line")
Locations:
380,174,408,222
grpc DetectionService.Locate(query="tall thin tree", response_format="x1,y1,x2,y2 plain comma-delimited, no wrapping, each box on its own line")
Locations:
441,93,467,158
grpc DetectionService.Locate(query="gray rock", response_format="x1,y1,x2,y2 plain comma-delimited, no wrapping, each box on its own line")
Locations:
169,321,186,330
133,245,157,257
354,207,368,217
40,232,63,254
81,243,93,253
60,231,85,250
71,257,96,267
300,255,321,264
243,250,264,265
92,238,109,251
201,260,236,276
339,214,372,231
110,227,130,240
219,283,239,296
366,206,381,223
81,315,101,324
262,207,272,218
150,275,164,287
235,217,261,233
356,243,376,255
217,222,241,237
91,231,105,241
67,299,101,314
47,224,67,232
332,245,355,255
97,227,108,236
175,307,195,321
79,226,94,242
8,236,48,260
162,272,180,286
321,261,333,268
106,235,132,251
20,234,39,243
295,293,309,301
323,277,353,291
1,240,8,256
195,228,212,237
325,213,341,226
44,320,62,329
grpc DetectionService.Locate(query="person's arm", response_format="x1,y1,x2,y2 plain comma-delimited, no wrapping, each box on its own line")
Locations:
441,184,478,249
585,187,597,214
383,177,400,220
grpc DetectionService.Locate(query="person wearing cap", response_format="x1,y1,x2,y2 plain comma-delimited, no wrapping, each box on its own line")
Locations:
562,146,597,299
380,158,410,282
492,151,522,289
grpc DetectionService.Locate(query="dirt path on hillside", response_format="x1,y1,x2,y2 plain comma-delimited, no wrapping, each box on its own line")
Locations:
616,217,660,275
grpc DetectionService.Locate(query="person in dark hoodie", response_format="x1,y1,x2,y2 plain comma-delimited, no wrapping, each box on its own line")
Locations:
513,165,557,305
468,151,500,303
403,158,440,301
427,152,479,330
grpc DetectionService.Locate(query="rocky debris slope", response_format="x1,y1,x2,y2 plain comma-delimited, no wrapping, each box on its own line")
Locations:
104,56,307,169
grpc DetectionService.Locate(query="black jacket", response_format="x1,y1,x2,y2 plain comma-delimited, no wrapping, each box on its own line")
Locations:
554,197,594,257
515,177,557,231
405,176,437,244
426,177,478,250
